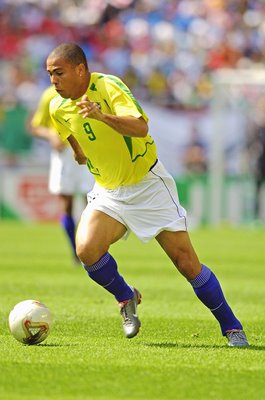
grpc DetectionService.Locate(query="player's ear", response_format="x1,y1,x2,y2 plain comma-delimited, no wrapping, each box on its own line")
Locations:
76,63,86,77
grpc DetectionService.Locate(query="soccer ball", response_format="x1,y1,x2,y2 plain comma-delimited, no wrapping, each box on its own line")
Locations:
8,300,52,345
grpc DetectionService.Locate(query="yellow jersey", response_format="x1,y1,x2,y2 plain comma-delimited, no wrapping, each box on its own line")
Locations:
49,73,157,189
31,85,57,131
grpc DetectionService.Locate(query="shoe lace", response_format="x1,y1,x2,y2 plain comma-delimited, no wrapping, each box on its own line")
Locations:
120,300,133,323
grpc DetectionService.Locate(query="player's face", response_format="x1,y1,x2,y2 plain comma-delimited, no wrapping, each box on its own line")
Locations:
46,57,83,99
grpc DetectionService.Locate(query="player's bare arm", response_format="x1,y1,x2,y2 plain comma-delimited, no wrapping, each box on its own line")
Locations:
49,134,66,151
67,134,87,164
76,95,148,138
30,125,65,151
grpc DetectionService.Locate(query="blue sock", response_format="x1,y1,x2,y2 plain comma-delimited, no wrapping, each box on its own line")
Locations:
83,253,134,302
60,214,76,255
189,264,243,335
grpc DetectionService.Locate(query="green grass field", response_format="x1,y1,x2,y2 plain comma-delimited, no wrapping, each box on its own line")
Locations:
0,221,264,400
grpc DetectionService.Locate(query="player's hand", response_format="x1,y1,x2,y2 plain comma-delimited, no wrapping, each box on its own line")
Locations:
76,95,102,119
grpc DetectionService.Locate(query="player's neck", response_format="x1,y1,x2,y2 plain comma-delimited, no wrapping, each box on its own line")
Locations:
71,73,90,100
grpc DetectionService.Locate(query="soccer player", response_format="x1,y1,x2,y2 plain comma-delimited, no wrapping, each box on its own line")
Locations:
30,85,94,263
46,43,249,347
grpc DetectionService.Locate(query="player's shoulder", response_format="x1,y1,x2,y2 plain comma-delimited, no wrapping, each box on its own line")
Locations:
44,85,57,96
90,72,125,92
41,85,57,102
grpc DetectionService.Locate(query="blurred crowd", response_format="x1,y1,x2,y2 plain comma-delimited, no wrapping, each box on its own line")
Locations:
1,0,265,165
1,0,265,109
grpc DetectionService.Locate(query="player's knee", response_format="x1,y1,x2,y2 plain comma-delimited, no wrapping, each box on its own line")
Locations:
76,240,108,266
76,240,91,263
171,248,201,279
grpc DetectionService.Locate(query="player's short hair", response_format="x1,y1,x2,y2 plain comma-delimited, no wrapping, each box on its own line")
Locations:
48,43,88,70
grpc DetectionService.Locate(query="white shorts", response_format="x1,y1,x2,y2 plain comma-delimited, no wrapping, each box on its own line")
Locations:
48,147,94,195
83,160,187,243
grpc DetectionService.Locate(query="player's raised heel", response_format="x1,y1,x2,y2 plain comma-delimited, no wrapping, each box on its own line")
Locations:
118,288,142,339
226,330,249,347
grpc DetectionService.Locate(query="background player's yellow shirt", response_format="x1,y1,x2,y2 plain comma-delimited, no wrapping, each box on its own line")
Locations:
31,86,57,131
50,73,157,189
32,85,71,149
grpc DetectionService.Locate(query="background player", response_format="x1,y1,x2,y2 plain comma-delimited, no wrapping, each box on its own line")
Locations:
31,85,94,263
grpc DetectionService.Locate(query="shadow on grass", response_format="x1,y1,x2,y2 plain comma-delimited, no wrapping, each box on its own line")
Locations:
143,342,224,349
36,343,77,347
143,342,265,350
243,345,265,351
